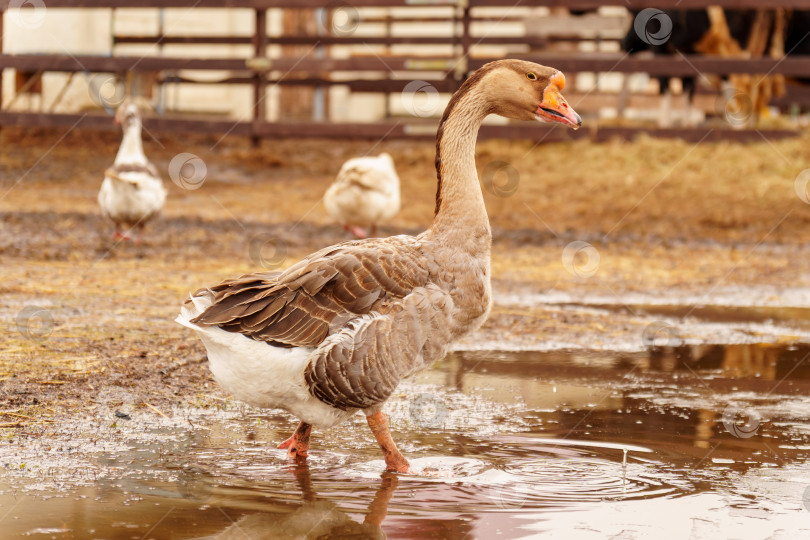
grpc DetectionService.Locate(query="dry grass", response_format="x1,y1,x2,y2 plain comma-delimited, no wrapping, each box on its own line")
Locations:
5,127,810,242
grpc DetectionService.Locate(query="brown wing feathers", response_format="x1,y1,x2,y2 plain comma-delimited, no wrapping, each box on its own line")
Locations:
191,240,429,349
192,273,341,347
305,285,453,410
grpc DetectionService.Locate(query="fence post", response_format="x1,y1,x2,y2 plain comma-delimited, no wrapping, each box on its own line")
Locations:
460,1,471,84
253,7,268,147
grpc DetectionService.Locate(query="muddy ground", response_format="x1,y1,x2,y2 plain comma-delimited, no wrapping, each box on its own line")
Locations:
1,124,810,437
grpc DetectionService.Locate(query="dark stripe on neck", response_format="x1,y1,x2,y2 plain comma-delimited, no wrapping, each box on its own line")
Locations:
433,63,498,217
109,162,158,178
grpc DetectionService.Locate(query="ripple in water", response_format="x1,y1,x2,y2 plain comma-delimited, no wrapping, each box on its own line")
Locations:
157,419,695,517
347,440,692,514
355,456,490,480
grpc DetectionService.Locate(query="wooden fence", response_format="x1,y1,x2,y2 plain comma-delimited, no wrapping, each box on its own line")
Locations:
1,0,809,142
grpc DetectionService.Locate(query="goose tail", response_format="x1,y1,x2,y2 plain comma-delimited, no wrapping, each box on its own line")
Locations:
175,290,214,331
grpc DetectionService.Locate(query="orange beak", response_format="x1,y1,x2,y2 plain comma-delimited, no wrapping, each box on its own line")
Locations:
535,73,581,129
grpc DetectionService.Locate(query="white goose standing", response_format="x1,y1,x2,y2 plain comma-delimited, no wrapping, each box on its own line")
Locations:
324,152,400,238
98,101,167,242
177,60,581,473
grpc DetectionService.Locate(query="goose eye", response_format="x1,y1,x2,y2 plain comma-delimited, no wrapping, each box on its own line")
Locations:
526,72,537,81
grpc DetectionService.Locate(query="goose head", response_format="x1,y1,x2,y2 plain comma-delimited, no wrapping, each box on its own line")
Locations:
479,60,581,129
114,100,141,130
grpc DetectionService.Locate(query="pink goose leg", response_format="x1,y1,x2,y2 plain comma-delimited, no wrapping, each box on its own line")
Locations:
345,224,368,239
112,222,126,240
278,421,312,461
367,412,411,473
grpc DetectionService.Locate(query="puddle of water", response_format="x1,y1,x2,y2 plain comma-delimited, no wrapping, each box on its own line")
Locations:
2,344,810,538
465,290,810,352
573,301,810,329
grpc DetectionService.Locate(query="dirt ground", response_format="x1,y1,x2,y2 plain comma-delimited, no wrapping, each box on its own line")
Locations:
2,125,810,435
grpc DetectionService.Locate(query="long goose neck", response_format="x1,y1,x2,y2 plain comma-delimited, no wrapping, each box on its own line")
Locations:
115,119,146,165
429,80,491,242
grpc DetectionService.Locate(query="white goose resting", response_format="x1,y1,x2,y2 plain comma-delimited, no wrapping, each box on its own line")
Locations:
98,101,167,242
177,60,581,473
324,152,400,239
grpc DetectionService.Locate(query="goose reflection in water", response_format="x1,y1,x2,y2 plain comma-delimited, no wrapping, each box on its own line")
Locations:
206,464,396,539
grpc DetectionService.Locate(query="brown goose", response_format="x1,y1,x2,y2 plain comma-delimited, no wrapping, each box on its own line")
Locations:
176,59,581,473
